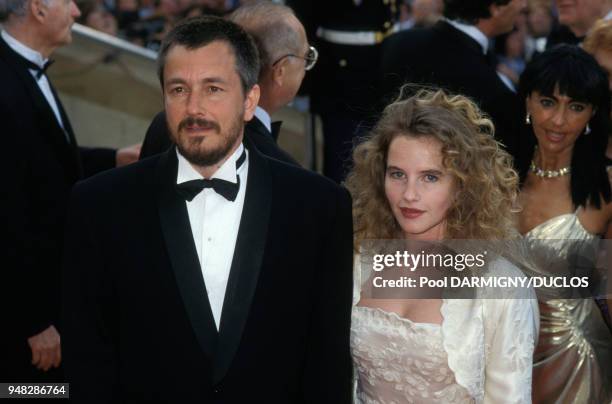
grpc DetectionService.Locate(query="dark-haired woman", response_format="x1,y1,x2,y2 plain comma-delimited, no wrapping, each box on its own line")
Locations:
516,45,612,404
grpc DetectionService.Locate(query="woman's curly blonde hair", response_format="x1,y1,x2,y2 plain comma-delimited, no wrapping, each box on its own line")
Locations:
345,88,519,248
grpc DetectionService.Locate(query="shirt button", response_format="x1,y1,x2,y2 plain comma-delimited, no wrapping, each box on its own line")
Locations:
207,237,212,242
339,59,347,67
384,21,391,29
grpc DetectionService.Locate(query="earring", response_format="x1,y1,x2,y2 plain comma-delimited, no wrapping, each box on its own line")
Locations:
584,123,591,135
525,113,531,125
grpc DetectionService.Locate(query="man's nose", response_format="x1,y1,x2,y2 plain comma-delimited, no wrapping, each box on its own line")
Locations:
71,0,81,18
186,92,205,116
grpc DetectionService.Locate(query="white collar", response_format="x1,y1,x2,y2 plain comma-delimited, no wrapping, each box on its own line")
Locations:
253,106,271,133
604,9,612,20
445,18,489,54
176,143,246,185
1,30,48,68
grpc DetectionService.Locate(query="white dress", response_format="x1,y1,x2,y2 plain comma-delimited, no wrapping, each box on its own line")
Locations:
352,305,473,403
351,255,539,404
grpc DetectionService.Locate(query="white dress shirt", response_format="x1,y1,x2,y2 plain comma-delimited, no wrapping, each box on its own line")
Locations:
253,106,272,133
176,144,248,329
1,30,66,133
445,19,516,92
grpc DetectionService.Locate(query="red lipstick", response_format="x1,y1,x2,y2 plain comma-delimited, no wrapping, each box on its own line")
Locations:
400,208,425,219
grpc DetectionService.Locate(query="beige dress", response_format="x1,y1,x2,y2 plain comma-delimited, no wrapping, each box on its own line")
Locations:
351,305,474,403
524,213,612,404
351,255,539,404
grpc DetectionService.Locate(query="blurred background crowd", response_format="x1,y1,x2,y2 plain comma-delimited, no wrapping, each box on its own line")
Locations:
73,0,612,180
75,0,602,85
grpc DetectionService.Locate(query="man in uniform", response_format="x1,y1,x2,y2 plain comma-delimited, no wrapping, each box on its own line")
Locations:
287,0,399,183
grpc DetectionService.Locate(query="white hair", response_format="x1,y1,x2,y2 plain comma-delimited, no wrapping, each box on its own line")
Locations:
229,1,303,69
0,0,28,21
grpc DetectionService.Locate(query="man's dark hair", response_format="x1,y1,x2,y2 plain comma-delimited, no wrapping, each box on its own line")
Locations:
443,0,512,24
157,16,260,95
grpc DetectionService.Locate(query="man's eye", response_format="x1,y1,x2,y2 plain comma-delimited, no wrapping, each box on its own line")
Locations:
170,87,185,95
208,86,222,94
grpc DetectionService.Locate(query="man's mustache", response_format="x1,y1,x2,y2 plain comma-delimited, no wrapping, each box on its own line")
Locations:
178,117,220,133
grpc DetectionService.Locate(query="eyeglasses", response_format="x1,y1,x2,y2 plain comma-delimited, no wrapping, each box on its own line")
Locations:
272,45,319,71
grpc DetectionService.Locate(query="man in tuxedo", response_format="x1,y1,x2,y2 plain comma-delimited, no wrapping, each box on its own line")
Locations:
381,0,526,158
62,16,353,403
0,0,139,383
139,2,312,166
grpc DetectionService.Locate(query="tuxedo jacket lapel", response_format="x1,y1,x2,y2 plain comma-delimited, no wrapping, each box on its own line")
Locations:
247,116,273,140
155,143,272,382
49,83,78,145
271,121,282,141
0,37,80,180
434,21,485,59
48,83,83,177
156,149,218,360
214,138,272,383
249,116,283,143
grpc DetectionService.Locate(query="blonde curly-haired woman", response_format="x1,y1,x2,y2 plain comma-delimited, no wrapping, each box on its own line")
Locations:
345,88,539,404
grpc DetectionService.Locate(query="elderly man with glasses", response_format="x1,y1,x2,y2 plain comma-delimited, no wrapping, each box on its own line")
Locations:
140,2,315,165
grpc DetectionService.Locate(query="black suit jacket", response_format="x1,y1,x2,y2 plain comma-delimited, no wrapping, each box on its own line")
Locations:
546,23,581,49
62,140,353,403
140,110,300,166
381,20,520,157
0,35,115,378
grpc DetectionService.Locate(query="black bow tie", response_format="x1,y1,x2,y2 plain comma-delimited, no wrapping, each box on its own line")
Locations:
3,39,54,80
24,58,54,80
176,148,247,202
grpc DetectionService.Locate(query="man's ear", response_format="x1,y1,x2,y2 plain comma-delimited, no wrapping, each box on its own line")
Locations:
271,58,286,88
489,2,502,18
243,84,260,121
30,0,48,23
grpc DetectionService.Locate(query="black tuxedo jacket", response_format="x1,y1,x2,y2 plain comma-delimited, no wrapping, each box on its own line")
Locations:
0,35,115,379
62,140,353,403
381,20,520,158
140,110,299,166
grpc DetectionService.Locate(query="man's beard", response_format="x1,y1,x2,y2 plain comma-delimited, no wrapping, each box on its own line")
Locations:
173,114,244,167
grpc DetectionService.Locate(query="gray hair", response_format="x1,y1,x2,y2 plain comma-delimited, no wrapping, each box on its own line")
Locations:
229,1,303,71
0,0,29,21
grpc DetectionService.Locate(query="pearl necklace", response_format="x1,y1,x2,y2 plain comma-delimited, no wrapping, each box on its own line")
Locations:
529,161,571,178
